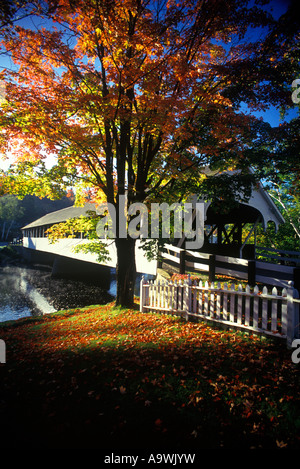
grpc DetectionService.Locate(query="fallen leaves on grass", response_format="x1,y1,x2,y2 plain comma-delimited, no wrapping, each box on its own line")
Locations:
1,302,299,449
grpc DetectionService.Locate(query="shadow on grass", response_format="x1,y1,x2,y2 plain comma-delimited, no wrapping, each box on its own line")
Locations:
1,302,299,450
2,334,298,450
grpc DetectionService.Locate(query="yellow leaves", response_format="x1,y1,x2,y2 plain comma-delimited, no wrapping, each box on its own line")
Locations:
135,43,144,52
95,27,102,38
46,215,96,242
101,56,114,69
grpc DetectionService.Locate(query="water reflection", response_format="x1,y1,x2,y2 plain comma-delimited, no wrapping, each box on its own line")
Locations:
19,270,57,314
0,265,56,322
0,263,154,323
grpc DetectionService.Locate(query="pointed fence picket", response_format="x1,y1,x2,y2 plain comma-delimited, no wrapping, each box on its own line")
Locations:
140,276,300,346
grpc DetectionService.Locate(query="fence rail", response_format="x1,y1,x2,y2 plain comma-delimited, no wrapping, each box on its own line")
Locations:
140,277,300,346
255,246,300,266
160,243,300,289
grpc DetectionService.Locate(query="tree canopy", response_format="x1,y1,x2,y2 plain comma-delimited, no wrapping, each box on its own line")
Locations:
0,0,299,305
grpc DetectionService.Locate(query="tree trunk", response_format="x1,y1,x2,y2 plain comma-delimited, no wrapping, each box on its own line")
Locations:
115,237,136,307
1,221,5,240
5,220,14,240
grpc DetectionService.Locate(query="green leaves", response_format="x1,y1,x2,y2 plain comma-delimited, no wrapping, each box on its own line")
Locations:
72,240,111,263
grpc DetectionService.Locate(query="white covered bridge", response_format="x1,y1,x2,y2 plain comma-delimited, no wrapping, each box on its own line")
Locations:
21,203,157,277
20,181,291,286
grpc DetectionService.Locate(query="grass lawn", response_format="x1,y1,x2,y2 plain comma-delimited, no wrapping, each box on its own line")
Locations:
0,301,299,450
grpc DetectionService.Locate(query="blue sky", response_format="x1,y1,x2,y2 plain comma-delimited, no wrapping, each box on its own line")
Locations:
239,0,299,126
248,106,298,127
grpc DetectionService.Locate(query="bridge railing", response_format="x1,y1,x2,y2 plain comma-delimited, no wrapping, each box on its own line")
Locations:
160,243,299,289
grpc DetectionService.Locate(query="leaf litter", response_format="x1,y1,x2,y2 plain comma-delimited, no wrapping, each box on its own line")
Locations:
1,302,299,449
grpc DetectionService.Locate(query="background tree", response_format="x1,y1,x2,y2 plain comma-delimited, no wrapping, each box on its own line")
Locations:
255,0,300,252
243,175,300,253
0,0,298,306
0,193,73,240
0,194,24,240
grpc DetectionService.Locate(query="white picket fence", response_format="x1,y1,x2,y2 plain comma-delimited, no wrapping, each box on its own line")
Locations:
140,277,300,346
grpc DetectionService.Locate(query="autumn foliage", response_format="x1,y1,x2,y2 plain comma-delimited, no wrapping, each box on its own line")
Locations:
0,0,298,306
1,303,299,449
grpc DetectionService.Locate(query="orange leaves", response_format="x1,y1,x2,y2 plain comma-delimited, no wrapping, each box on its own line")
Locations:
1,300,300,449
0,0,280,218
0,302,210,358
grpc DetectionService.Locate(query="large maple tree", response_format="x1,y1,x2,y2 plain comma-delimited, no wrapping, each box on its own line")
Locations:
0,0,297,306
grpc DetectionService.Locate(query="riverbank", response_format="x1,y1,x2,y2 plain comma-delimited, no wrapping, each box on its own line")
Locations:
0,302,299,450
22,264,114,311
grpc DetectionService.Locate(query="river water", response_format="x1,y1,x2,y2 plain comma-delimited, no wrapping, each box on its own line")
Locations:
0,263,116,323
0,265,55,322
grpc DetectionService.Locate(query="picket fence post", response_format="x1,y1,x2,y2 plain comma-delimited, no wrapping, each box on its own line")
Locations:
271,287,278,333
261,286,268,331
245,285,251,326
287,285,299,347
183,275,191,321
139,276,145,312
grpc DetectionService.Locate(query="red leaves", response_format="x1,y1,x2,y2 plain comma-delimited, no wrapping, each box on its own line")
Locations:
1,301,299,448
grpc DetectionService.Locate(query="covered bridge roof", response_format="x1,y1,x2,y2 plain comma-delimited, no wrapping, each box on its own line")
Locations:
22,203,96,230
22,182,284,232
201,182,285,230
